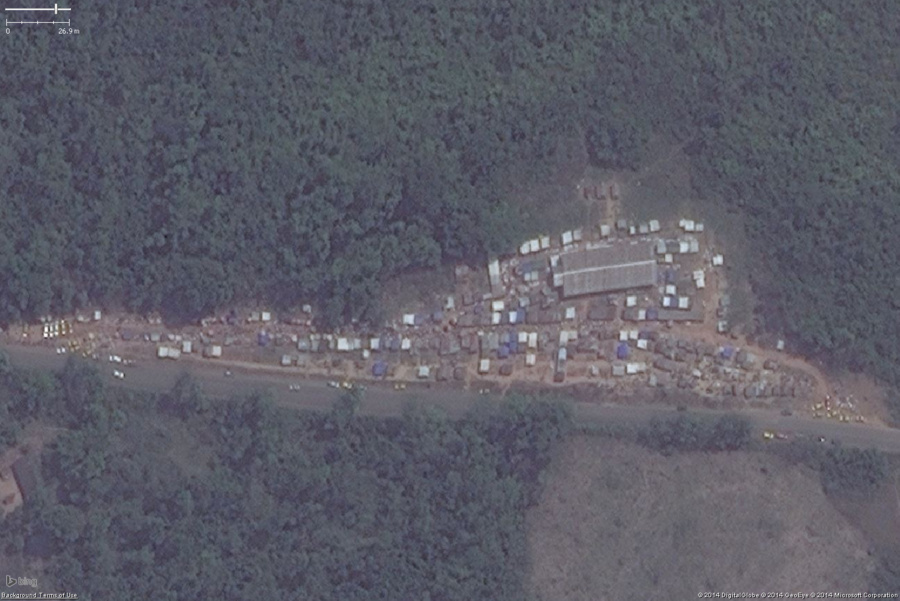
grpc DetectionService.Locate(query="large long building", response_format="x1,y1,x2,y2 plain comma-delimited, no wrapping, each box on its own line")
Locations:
554,242,658,298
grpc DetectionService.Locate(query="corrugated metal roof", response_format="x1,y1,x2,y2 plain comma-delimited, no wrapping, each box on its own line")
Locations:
556,242,657,297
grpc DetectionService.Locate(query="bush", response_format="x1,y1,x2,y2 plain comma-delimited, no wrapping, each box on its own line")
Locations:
637,414,751,455
819,447,887,495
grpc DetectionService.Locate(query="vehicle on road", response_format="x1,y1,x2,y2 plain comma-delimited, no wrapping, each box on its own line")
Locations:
109,354,122,363
775,432,788,440
780,409,793,416
112,369,125,380
224,369,233,377
817,436,827,443
288,384,301,392
328,381,340,388
762,431,774,440
393,383,406,391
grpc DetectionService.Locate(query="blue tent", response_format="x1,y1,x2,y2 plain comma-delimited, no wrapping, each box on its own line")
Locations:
722,346,735,359
372,361,387,377
257,331,270,346
617,342,629,360
498,345,510,359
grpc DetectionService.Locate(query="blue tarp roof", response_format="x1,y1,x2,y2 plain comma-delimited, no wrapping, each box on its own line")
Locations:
617,342,629,359
722,346,735,358
372,361,387,377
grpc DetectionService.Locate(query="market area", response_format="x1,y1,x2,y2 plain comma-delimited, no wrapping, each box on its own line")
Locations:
6,199,868,425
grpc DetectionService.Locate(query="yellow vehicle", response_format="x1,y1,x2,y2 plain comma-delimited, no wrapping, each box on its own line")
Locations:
762,431,774,440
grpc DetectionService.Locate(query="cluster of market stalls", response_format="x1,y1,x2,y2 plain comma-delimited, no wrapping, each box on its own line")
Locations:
248,216,810,402
33,214,812,403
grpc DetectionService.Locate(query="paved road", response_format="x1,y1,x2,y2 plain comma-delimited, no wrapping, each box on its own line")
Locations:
6,343,900,453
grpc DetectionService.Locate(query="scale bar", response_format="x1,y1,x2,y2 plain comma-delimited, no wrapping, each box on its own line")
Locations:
5,19,69,24
5,4,71,12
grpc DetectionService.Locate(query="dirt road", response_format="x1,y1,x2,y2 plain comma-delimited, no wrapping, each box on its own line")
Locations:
6,343,900,454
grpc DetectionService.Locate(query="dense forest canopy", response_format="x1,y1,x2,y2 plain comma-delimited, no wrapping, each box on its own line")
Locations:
0,358,572,599
3,1,900,383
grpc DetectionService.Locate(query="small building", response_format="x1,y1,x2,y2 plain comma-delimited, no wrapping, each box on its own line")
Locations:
479,359,490,374
488,259,503,297
205,345,223,358
526,353,536,366
281,355,293,366
499,364,514,377
417,366,431,379
372,361,388,378
181,340,192,354
157,347,169,359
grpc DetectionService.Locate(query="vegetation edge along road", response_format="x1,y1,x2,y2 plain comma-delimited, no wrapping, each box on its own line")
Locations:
6,343,900,454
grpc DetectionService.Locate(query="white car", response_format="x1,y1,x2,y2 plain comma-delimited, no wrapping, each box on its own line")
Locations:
112,370,125,380
109,355,122,363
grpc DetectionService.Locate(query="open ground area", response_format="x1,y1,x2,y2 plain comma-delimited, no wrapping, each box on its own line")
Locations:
527,437,886,600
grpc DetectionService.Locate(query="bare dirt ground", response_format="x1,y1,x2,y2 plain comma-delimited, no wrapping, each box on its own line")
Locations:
527,437,875,601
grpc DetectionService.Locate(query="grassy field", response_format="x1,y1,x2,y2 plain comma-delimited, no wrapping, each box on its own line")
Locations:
526,436,878,600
